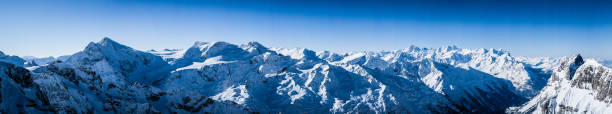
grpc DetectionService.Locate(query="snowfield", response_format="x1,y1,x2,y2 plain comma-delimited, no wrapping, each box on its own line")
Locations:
1,37,610,113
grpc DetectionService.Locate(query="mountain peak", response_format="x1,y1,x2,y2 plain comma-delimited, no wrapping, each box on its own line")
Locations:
192,41,209,47
99,37,114,44
193,41,249,60
439,45,459,51
403,45,424,52
0,51,5,56
203,41,235,51
565,54,586,80
96,37,131,50
209,41,231,47
246,42,264,48
572,54,585,66
242,41,270,54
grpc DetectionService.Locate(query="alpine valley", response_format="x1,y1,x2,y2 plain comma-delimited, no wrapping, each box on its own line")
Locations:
1,38,611,114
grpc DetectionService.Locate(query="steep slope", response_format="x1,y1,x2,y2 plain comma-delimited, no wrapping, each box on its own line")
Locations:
28,38,247,113
336,46,552,98
166,42,452,113
29,38,167,113
0,61,53,113
65,37,172,84
6,38,562,113
512,55,612,113
314,46,554,112
0,51,26,66
163,43,554,113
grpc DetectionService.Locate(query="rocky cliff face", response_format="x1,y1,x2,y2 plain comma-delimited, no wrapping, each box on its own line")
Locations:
511,55,612,113
0,62,54,113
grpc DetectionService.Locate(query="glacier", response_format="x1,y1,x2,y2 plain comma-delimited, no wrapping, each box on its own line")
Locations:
2,37,611,113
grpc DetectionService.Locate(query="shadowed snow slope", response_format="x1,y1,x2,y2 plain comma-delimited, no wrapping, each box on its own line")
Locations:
0,62,53,113
0,51,25,66
2,38,572,113
65,37,172,84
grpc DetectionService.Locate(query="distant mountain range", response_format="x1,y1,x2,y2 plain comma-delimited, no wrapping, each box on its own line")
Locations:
0,37,610,113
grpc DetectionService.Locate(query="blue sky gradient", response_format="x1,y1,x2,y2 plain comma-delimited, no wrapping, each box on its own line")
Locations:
1,0,611,59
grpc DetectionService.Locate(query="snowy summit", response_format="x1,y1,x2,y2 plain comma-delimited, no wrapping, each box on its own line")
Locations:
0,38,610,113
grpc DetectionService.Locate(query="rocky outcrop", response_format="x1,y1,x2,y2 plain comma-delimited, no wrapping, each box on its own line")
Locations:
511,55,612,114
0,62,53,113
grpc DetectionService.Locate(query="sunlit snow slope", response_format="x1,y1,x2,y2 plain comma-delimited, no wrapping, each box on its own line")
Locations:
0,38,582,113
511,55,612,114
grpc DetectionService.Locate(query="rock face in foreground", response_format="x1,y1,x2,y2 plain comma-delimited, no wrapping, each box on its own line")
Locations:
0,51,25,67
2,38,563,113
0,62,54,113
511,55,612,113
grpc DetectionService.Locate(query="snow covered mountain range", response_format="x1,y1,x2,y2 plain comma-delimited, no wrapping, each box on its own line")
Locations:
0,37,610,113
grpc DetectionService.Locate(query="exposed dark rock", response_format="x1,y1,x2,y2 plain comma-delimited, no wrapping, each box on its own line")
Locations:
568,54,585,80
571,65,612,103
1,62,34,88
171,96,215,113
146,91,166,102
36,91,51,105
46,64,79,85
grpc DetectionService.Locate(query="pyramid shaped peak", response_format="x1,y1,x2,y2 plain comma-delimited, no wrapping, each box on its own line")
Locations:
99,37,116,44
96,37,131,49
574,54,582,58
572,54,585,66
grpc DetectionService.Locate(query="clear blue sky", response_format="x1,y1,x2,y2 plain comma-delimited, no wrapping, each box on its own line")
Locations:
1,0,611,59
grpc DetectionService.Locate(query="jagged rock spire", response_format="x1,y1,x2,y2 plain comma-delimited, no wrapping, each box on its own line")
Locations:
568,54,586,79
573,54,585,66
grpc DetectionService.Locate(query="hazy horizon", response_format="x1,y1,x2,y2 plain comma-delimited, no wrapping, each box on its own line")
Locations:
1,0,611,59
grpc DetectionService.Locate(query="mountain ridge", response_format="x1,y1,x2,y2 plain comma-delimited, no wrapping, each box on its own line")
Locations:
511,55,612,113
4,37,611,113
